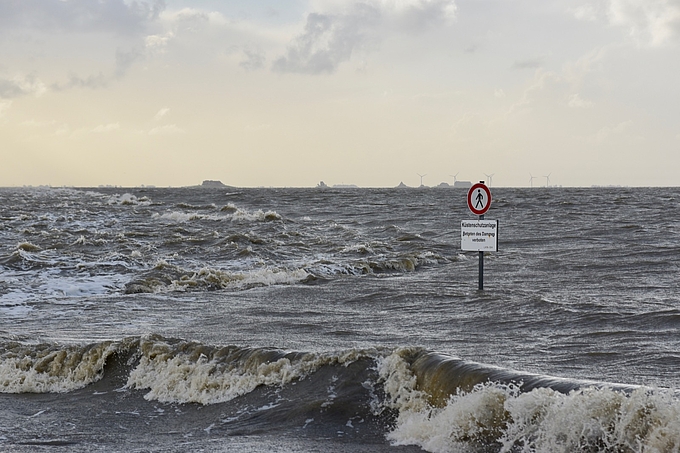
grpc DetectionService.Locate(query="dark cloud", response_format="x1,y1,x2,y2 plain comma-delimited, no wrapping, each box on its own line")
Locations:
240,48,266,71
51,73,109,92
46,46,143,94
0,0,165,35
511,57,546,69
272,0,457,75
115,47,146,78
391,0,458,33
0,74,45,99
0,79,26,99
272,4,381,75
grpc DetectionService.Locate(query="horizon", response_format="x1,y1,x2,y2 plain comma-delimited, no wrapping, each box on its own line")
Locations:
1,180,668,190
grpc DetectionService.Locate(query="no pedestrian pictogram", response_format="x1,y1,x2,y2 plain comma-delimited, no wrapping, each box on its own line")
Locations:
467,183,491,216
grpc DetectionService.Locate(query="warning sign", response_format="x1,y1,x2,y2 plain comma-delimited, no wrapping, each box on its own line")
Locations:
467,183,491,216
461,220,498,252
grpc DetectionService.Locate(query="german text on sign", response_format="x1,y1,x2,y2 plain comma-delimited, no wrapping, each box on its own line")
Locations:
461,220,498,252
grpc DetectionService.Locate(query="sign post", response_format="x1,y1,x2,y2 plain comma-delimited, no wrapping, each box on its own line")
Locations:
463,182,495,290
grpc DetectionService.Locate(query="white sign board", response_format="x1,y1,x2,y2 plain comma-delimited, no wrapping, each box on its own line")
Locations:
461,220,498,252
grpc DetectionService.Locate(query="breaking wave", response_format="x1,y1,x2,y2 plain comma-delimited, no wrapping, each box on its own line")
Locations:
152,206,281,223
124,261,309,294
1,337,678,452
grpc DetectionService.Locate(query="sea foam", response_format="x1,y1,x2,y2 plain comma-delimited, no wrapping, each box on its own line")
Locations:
126,337,370,405
0,342,118,393
377,349,680,453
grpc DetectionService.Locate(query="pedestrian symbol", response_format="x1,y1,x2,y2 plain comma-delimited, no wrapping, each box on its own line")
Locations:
475,189,485,209
467,182,491,216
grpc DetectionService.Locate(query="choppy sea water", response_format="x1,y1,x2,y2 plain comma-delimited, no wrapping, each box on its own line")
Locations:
0,186,679,452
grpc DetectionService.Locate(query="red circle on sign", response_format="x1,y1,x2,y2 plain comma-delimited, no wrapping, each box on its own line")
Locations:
467,183,492,215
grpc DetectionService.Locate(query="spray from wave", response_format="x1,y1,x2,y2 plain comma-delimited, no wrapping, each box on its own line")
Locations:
1,338,678,452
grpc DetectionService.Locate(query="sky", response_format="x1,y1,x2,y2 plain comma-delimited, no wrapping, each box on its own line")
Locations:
1,0,679,188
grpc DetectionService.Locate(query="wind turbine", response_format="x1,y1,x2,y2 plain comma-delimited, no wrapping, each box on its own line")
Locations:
450,172,459,185
484,173,494,187
529,173,537,188
544,173,551,188
417,173,427,187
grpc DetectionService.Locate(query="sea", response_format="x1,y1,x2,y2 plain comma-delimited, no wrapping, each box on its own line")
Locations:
0,185,679,452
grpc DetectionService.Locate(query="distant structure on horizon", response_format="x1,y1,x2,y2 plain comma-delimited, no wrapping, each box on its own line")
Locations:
453,180,472,189
317,181,328,188
332,184,359,189
201,180,228,188
396,182,409,188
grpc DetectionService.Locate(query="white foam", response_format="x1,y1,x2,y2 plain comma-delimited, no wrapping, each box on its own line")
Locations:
127,348,309,404
42,276,120,297
377,350,680,453
107,193,151,206
0,342,117,393
127,340,373,405
152,205,281,223
164,266,309,292
152,211,222,222
230,208,281,222
16,242,41,252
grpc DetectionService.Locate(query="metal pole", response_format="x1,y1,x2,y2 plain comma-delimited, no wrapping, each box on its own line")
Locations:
478,213,484,290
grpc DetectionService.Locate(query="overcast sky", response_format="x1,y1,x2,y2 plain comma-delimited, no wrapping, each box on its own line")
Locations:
1,0,679,187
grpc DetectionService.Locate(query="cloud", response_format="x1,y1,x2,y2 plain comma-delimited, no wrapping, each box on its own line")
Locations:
20,119,59,128
573,3,602,21
595,120,633,142
508,70,564,114
142,8,230,58
381,0,458,31
273,8,380,75
145,32,175,54
0,74,47,99
0,2,164,97
563,46,609,86
608,0,680,46
0,0,165,35
154,108,170,120
48,48,143,93
0,79,25,99
273,0,457,74
51,73,109,91
575,0,680,46
160,8,216,33
0,100,11,117
115,47,146,79
149,124,184,135
511,56,547,70
240,47,266,71
92,123,121,133
568,93,595,108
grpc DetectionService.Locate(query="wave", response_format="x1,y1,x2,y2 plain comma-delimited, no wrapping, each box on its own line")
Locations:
152,205,282,223
305,251,445,277
1,337,678,451
127,336,374,405
0,247,57,270
123,250,443,294
0,340,120,393
124,261,309,293
379,349,679,452
176,202,218,210
106,193,152,206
